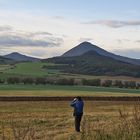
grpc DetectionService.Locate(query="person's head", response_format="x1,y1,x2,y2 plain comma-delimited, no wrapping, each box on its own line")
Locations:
76,96,82,101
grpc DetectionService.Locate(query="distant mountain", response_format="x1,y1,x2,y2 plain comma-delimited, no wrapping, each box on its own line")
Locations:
62,42,140,65
44,41,140,77
44,50,140,77
0,56,14,64
4,52,40,62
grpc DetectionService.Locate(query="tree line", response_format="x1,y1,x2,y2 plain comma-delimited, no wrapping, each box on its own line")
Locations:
0,77,75,85
0,77,140,89
82,79,140,89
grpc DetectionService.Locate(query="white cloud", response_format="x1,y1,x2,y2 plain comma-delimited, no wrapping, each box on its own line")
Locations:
0,25,63,47
0,35,63,47
84,20,140,28
79,38,93,42
113,48,140,59
135,40,140,43
0,25,13,31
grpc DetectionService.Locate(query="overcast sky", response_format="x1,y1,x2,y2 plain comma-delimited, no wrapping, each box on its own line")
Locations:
0,0,140,58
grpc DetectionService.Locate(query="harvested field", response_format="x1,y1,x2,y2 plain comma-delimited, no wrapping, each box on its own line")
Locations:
0,101,140,140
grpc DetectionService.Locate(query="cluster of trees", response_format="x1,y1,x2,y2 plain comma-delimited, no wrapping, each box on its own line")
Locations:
0,79,4,84
82,79,101,86
1,77,75,85
82,79,140,89
0,77,140,89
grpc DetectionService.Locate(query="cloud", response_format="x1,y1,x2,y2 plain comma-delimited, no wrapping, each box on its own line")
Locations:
0,35,63,47
0,25,13,31
21,31,53,39
51,16,65,20
79,38,93,42
83,20,140,28
113,49,140,59
0,25,63,47
135,40,140,43
27,31,53,37
26,47,63,58
117,39,122,44
117,39,131,44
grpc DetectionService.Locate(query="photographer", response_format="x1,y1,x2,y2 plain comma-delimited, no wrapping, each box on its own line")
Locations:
70,96,84,132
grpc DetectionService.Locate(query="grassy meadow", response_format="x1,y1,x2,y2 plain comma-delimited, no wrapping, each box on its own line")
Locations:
0,84,140,96
0,62,53,79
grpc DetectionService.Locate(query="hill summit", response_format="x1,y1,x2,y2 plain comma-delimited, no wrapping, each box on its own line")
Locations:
62,42,101,57
62,42,140,65
4,52,40,62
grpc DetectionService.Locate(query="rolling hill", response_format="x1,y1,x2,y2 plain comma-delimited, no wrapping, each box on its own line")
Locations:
0,56,14,64
4,52,40,62
62,42,140,65
44,42,140,77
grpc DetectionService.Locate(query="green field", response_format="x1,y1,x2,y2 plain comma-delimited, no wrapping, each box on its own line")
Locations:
0,62,140,97
0,62,62,79
4,62,47,76
0,84,140,96
1,62,140,82
3,62,58,76
0,64,12,71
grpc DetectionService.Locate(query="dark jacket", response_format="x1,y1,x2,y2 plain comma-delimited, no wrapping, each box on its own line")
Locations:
70,99,84,116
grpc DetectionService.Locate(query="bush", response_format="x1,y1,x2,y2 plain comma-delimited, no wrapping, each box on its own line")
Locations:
113,80,124,88
45,78,56,85
102,80,112,87
136,83,140,89
7,77,20,84
22,77,34,85
124,81,136,89
0,79,5,84
55,78,75,85
82,79,101,86
35,77,47,85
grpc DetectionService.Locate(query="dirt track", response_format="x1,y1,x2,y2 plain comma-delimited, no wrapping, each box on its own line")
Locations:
0,96,140,101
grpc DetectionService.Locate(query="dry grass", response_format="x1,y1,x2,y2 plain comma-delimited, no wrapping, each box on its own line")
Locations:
0,90,140,97
0,101,140,139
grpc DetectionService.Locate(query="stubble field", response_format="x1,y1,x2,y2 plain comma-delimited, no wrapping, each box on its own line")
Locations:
0,100,140,140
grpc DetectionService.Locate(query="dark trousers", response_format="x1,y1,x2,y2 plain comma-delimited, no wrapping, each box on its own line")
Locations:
75,115,82,132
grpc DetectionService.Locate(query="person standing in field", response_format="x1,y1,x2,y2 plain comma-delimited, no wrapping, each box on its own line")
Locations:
70,96,84,132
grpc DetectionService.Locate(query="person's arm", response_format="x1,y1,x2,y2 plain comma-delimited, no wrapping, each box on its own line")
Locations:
70,98,77,107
